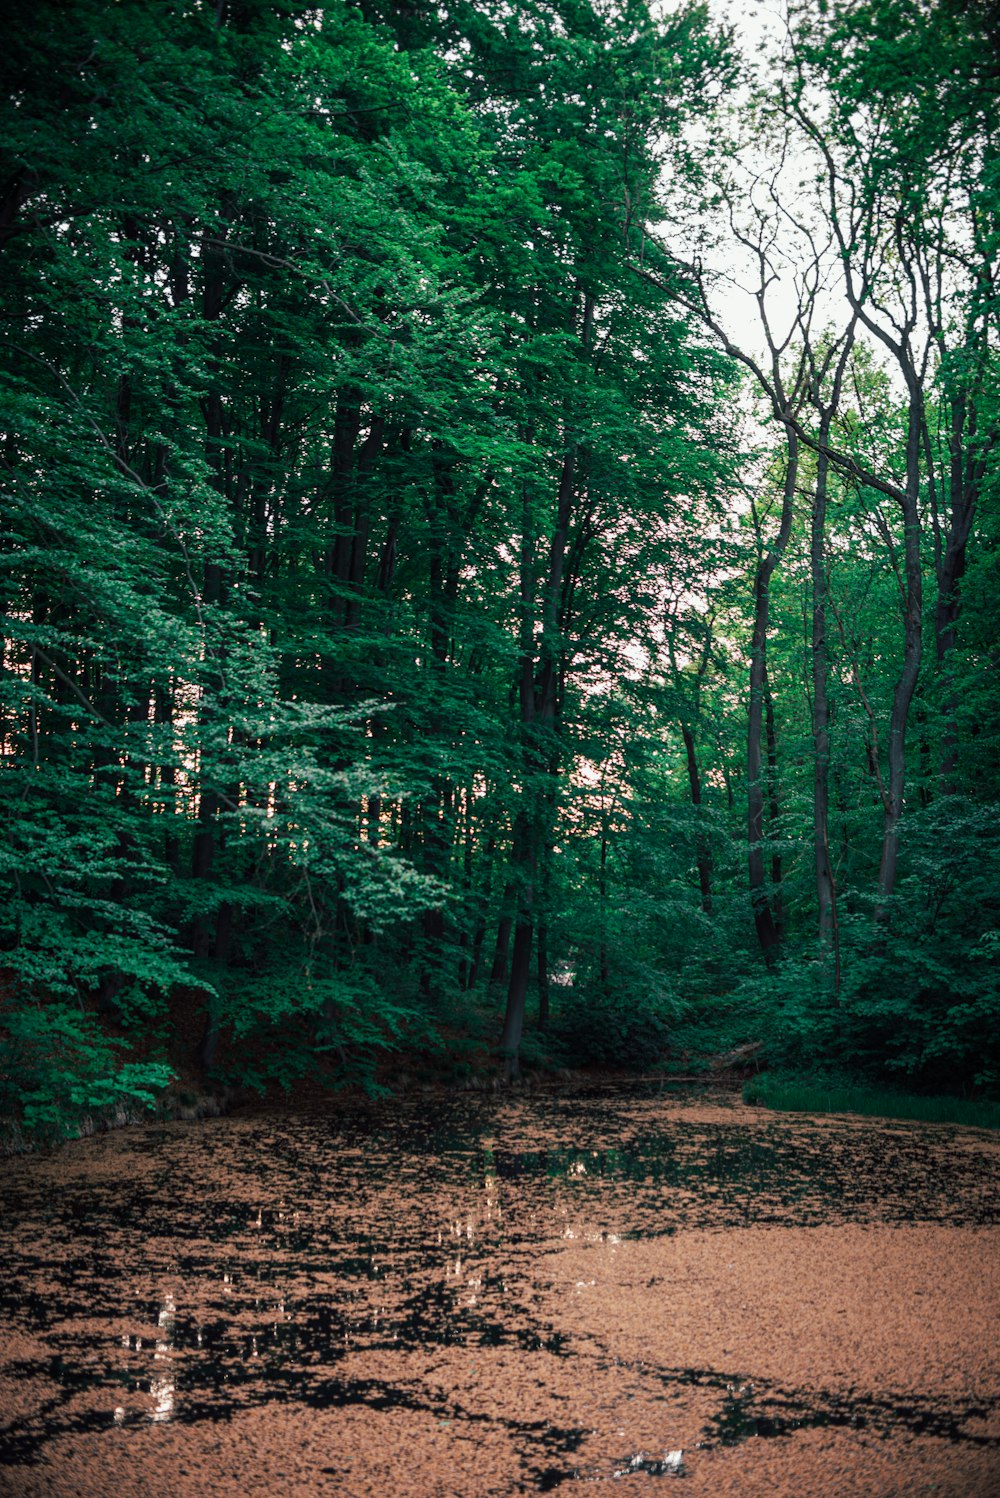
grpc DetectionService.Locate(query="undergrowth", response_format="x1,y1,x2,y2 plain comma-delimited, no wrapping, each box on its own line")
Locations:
743,1072,1000,1129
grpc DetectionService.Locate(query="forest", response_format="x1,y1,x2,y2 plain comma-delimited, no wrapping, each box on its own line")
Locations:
1,0,998,1136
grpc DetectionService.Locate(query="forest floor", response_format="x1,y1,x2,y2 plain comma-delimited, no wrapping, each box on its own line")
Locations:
0,1083,997,1497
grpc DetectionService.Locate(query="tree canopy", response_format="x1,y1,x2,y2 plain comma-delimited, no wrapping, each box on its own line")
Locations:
2,0,998,1135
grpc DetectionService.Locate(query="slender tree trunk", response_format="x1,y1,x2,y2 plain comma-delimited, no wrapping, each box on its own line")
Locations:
489,910,514,988
811,438,837,950
804,323,853,975
747,436,798,963
499,446,575,1073
500,915,533,1081
497,480,538,1068
876,395,924,916
499,291,590,1077
681,723,713,915
456,790,474,989
536,919,550,1030
764,679,782,916
933,387,987,791
598,797,612,997
192,201,236,1074
154,681,180,873
467,835,496,991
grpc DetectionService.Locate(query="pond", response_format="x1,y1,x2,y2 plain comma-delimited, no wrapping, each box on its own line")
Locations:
1,1083,998,1496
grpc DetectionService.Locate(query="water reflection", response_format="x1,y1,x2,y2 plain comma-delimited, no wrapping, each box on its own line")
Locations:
150,1294,175,1422
613,1449,685,1478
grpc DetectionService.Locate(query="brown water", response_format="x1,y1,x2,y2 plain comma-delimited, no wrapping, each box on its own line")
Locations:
1,1084,998,1496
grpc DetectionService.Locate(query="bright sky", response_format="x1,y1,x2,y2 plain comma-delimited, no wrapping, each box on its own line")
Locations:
656,0,882,390
701,0,820,363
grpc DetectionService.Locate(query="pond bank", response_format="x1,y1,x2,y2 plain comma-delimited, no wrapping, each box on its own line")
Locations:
0,1085,997,1495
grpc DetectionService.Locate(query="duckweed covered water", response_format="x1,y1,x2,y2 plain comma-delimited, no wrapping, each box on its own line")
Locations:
0,1084,998,1494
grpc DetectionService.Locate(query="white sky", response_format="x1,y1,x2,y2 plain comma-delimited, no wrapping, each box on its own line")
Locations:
691,0,846,366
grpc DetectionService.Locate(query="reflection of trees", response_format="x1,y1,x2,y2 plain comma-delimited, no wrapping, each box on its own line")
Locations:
150,1294,175,1423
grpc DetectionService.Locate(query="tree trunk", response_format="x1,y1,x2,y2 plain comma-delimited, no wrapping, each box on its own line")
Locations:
681,723,713,914
498,292,589,1076
804,314,855,959
536,920,550,1030
500,917,533,1081
811,438,837,949
933,386,989,792
747,437,797,964
876,394,924,916
764,678,782,937
489,887,515,989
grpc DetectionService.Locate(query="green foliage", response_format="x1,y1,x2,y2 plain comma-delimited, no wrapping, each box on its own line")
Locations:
547,981,681,1071
0,1001,173,1140
1,0,997,1131
209,954,439,1097
728,801,1000,1093
743,1073,1000,1131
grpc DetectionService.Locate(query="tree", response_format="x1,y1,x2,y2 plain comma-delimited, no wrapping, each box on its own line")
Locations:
782,0,999,883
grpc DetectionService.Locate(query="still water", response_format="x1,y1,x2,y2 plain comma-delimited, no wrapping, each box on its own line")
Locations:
1,1084,998,1495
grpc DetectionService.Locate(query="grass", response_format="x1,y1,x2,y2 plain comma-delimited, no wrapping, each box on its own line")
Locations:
743,1073,1000,1130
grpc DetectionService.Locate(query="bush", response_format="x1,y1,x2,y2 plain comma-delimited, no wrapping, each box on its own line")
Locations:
744,1071,1000,1129
549,977,679,1069
0,1000,173,1140
734,908,1000,1096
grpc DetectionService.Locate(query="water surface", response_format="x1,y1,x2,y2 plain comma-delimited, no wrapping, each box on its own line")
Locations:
1,1084,998,1495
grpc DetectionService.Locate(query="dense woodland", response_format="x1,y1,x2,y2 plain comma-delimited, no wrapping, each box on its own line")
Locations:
1,0,998,1134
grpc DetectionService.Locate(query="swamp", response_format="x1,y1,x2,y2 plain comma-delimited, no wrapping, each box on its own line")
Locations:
1,1083,998,1496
